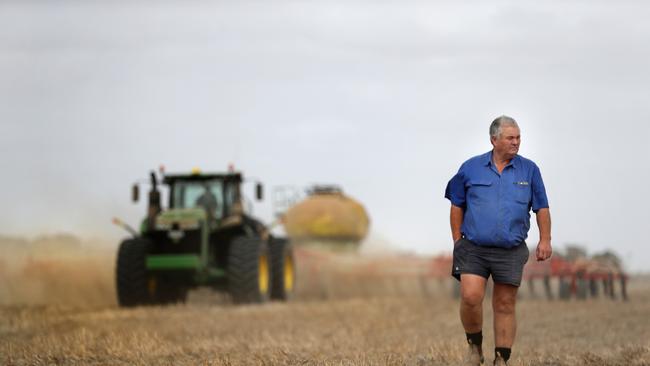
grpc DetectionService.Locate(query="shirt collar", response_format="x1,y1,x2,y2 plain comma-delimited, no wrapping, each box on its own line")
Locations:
485,150,519,169
482,151,492,166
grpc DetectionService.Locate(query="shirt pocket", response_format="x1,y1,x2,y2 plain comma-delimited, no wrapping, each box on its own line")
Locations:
467,180,492,201
467,180,492,188
513,182,531,204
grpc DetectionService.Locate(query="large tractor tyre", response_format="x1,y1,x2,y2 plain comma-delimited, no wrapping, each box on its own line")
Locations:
269,238,296,301
116,238,152,307
227,236,271,304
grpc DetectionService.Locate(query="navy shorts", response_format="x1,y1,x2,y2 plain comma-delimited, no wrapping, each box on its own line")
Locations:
451,238,529,287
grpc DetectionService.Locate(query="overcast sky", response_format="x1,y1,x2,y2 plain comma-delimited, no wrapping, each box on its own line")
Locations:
1,0,649,271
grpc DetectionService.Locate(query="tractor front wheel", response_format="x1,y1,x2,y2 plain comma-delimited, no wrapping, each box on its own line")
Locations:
116,238,152,307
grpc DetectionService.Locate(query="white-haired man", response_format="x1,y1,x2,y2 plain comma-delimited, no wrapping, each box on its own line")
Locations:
445,116,552,365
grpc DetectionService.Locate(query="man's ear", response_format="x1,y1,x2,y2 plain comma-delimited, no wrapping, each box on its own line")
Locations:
490,136,496,147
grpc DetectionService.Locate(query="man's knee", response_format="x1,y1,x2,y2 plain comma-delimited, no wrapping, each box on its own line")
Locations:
461,288,485,307
494,299,515,315
460,275,487,307
493,292,516,314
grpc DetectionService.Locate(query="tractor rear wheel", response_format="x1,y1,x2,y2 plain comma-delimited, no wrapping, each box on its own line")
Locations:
116,238,152,307
227,236,271,304
269,238,296,301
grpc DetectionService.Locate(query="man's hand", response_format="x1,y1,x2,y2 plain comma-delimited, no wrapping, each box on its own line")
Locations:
535,208,552,261
450,204,464,247
536,239,552,261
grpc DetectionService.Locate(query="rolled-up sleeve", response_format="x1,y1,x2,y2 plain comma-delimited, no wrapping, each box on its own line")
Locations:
445,166,467,208
531,164,549,212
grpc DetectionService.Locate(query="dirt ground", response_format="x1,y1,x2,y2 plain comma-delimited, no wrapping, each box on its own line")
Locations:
1,235,649,365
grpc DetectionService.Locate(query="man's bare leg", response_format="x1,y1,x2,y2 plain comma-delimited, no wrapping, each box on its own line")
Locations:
460,274,487,364
460,274,487,332
492,283,518,347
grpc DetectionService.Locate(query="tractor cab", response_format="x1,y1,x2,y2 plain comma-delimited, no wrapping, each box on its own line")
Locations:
164,172,246,224
132,170,263,233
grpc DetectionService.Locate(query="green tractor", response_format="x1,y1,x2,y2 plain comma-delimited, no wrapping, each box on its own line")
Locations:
114,169,295,306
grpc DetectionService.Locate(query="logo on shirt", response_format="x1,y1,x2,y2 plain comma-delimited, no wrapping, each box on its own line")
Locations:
515,181,529,186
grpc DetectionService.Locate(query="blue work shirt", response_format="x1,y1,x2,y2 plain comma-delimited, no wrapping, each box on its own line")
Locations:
445,151,549,248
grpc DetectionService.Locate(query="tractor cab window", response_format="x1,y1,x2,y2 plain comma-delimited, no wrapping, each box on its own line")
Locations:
172,180,224,220
223,181,241,215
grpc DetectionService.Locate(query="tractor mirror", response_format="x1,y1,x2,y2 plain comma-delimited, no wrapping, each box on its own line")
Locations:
132,184,139,202
256,183,264,201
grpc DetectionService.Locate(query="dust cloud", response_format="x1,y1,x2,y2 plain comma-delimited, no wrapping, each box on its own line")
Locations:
0,234,117,307
293,237,455,301
0,232,453,308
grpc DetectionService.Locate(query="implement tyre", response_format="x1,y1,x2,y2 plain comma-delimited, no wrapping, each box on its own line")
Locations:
558,277,571,300
227,236,271,304
270,238,296,301
116,238,151,307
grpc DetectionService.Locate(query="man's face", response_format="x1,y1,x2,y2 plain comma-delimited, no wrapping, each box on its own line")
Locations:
491,125,520,158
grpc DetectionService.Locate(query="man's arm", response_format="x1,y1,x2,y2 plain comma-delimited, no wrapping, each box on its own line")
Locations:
535,208,552,261
450,204,464,244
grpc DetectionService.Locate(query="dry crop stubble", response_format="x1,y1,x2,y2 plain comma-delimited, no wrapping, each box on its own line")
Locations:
1,235,650,365
2,294,650,365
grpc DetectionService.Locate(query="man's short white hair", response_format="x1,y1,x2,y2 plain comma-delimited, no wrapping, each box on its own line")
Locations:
490,115,519,138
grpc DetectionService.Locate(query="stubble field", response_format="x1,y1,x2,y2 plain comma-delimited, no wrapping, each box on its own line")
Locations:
1,235,649,365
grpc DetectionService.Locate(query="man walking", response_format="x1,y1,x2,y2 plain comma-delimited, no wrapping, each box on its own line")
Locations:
445,116,552,365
